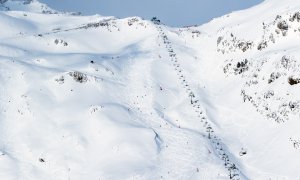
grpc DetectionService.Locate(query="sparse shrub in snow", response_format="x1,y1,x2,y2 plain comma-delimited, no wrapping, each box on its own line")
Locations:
275,15,282,21
289,12,300,22
223,62,232,74
276,20,289,36
54,39,68,46
86,21,108,28
89,105,104,114
281,56,289,69
264,90,274,99
255,12,300,52
55,76,65,84
231,53,300,123
238,41,253,52
257,41,267,51
128,18,139,26
223,59,251,76
83,19,120,32
241,90,252,102
217,36,223,45
69,71,88,83
217,33,253,53
288,101,300,111
267,112,285,123
275,55,298,71
234,59,249,75
99,22,109,27
191,30,201,38
290,138,300,149
268,72,281,84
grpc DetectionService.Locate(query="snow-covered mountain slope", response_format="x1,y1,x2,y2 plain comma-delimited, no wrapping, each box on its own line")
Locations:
0,0,56,13
1,0,300,179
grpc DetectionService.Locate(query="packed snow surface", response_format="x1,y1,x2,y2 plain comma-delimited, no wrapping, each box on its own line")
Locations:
1,0,300,179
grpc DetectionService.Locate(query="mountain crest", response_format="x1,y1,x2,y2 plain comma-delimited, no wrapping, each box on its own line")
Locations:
0,0,58,14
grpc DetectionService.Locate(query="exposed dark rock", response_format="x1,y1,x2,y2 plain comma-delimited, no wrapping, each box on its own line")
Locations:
288,76,300,85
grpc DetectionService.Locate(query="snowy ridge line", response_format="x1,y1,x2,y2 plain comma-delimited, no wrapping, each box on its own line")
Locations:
37,18,116,36
155,24,245,180
0,18,115,41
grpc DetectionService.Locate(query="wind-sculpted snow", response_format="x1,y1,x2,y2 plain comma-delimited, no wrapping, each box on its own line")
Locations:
1,0,300,180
